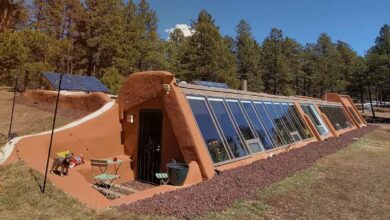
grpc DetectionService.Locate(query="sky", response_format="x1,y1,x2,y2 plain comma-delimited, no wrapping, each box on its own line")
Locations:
138,0,390,55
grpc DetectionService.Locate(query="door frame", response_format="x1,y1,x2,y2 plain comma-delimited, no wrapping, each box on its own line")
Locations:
136,109,163,184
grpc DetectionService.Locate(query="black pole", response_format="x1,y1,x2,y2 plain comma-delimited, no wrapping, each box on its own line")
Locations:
42,73,63,193
8,75,18,140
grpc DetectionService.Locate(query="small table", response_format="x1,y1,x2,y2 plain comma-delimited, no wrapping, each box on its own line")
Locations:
106,159,122,176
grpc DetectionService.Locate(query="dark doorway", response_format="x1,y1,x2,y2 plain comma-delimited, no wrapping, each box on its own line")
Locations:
137,110,163,184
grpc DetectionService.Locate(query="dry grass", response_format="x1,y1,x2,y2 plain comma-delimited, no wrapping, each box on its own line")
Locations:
0,162,167,220
0,86,72,147
207,125,390,220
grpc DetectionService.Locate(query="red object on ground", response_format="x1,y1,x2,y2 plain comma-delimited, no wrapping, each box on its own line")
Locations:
70,154,85,168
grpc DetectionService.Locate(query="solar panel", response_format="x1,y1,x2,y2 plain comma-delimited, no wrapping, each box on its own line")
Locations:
71,75,110,93
43,72,84,91
42,72,110,93
193,81,229,89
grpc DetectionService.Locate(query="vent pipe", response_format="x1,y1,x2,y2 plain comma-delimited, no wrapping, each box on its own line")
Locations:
240,79,247,91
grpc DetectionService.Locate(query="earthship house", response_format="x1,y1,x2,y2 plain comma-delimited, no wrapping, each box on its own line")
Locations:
0,71,366,208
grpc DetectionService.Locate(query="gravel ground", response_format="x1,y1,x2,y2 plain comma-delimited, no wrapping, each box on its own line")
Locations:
118,125,378,219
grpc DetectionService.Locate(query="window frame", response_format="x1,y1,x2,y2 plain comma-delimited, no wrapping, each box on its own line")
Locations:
186,95,233,164
225,99,265,153
240,100,276,150
207,97,251,160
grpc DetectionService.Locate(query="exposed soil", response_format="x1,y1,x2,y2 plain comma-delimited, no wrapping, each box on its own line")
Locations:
122,180,156,191
15,94,91,120
118,125,378,219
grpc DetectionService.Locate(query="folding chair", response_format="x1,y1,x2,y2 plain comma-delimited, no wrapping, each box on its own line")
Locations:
91,159,119,197
155,172,169,185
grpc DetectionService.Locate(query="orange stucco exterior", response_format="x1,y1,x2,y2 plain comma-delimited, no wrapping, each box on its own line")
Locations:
1,71,366,208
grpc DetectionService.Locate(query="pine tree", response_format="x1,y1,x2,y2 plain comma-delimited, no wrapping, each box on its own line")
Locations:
282,37,303,95
0,31,28,84
83,0,126,76
366,24,390,103
134,0,166,71
0,0,28,32
261,28,292,95
181,10,239,88
235,20,262,92
165,28,186,77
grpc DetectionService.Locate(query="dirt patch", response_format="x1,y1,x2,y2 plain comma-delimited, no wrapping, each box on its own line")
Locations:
15,95,91,120
118,126,378,219
0,87,73,147
122,180,155,191
16,90,110,120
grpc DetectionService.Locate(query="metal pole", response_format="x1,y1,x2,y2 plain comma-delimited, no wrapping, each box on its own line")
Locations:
42,73,63,193
8,75,18,140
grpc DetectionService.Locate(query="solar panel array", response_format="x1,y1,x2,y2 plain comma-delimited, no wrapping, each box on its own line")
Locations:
193,81,229,89
71,74,110,93
43,72,110,93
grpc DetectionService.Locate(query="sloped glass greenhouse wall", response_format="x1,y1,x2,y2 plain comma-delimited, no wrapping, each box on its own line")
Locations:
301,104,329,135
187,97,230,163
319,105,353,131
241,101,274,150
208,98,249,158
187,95,314,165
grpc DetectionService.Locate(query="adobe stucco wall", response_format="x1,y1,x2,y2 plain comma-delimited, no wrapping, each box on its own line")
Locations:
117,71,215,183
2,102,133,208
122,96,184,177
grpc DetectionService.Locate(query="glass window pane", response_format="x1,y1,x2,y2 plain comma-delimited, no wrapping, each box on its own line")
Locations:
253,102,285,146
273,103,296,133
226,100,255,140
284,103,310,140
332,107,346,128
320,106,342,130
187,97,230,163
263,102,293,144
226,100,263,153
332,106,347,129
309,105,329,134
209,98,249,158
241,101,275,150
302,105,321,126
338,107,353,128
301,104,329,135
348,107,361,125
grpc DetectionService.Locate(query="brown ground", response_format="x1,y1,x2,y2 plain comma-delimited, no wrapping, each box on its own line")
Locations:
15,94,91,120
0,87,74,147
118,126,378,219
360,106,390,123
122,180,156,191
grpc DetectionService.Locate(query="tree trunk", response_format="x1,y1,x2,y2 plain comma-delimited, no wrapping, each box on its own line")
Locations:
0,8,9,32
360,85,364,113
368,81,376,119
376,88,379,107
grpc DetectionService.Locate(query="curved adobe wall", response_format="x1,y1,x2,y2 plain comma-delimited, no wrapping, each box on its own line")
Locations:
23,89,110,113
118,71,215,182
3,102,133,208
